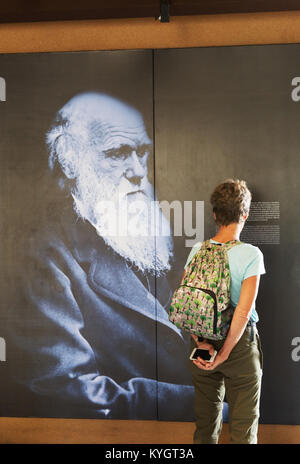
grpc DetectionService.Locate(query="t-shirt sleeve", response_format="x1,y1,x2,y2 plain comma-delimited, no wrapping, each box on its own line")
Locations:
184,243,202,270
243,247,266,280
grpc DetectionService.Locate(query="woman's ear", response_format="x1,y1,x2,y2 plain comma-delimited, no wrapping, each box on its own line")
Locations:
240,212,249,224
213,212,216,221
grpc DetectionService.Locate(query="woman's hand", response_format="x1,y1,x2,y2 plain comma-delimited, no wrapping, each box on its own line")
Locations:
191,334,216,369
191,334,215,352
202,348,229,370
192,344,228,371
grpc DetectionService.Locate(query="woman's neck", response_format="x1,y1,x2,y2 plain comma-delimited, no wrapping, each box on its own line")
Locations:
211,223,242,243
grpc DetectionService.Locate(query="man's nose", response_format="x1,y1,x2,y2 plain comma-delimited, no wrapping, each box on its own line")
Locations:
124,151,146,184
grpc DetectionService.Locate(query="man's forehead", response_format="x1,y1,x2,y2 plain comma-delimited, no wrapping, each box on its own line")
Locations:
60,92,151,148
63,92,144,126
89,119,151,148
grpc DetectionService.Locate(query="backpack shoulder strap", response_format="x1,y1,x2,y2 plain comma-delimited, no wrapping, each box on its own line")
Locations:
223,240,243,251
201,239,212,249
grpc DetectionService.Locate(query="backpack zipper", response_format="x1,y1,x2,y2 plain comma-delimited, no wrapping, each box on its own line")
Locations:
179,284,218,335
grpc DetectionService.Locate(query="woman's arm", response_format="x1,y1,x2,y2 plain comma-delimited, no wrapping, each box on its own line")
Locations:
218,274,261,359
192,274,261,370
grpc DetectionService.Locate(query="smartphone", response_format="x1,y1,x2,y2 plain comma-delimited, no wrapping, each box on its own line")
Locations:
190,348,217,363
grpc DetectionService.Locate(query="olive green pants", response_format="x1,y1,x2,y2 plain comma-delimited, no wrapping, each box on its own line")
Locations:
188,325,263,444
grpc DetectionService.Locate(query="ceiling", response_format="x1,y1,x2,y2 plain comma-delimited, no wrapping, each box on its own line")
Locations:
0,0,300,23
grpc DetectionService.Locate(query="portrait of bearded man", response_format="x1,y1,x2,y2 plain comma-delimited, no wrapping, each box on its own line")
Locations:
5,91,196,420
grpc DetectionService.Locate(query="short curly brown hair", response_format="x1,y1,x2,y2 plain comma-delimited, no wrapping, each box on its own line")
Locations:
210,179,252,226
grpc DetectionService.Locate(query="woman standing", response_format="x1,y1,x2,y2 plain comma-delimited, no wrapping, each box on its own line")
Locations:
182,179,265,444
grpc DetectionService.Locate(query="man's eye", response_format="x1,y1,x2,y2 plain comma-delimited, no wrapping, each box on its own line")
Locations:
104,145,150,160
137,147,149,157
136,146,150,158
105,149,129,160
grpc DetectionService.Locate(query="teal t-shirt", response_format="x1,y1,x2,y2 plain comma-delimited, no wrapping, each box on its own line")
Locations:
184,239,266,323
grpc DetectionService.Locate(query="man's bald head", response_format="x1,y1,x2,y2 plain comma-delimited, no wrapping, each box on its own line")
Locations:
46,91,150,179
59,92,144,128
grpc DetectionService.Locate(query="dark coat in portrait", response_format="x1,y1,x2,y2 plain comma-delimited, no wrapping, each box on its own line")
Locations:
4,204,194,421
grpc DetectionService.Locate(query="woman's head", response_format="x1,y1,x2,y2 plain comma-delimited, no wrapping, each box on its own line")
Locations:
210,179,252,226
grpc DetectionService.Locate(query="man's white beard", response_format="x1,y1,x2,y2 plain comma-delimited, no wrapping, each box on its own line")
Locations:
72,170,174,277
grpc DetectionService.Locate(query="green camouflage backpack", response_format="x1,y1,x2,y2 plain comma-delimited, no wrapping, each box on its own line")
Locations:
169,240,241,340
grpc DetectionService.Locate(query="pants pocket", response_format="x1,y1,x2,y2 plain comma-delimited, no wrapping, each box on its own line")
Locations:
256,332,263,370
231,326,252,353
